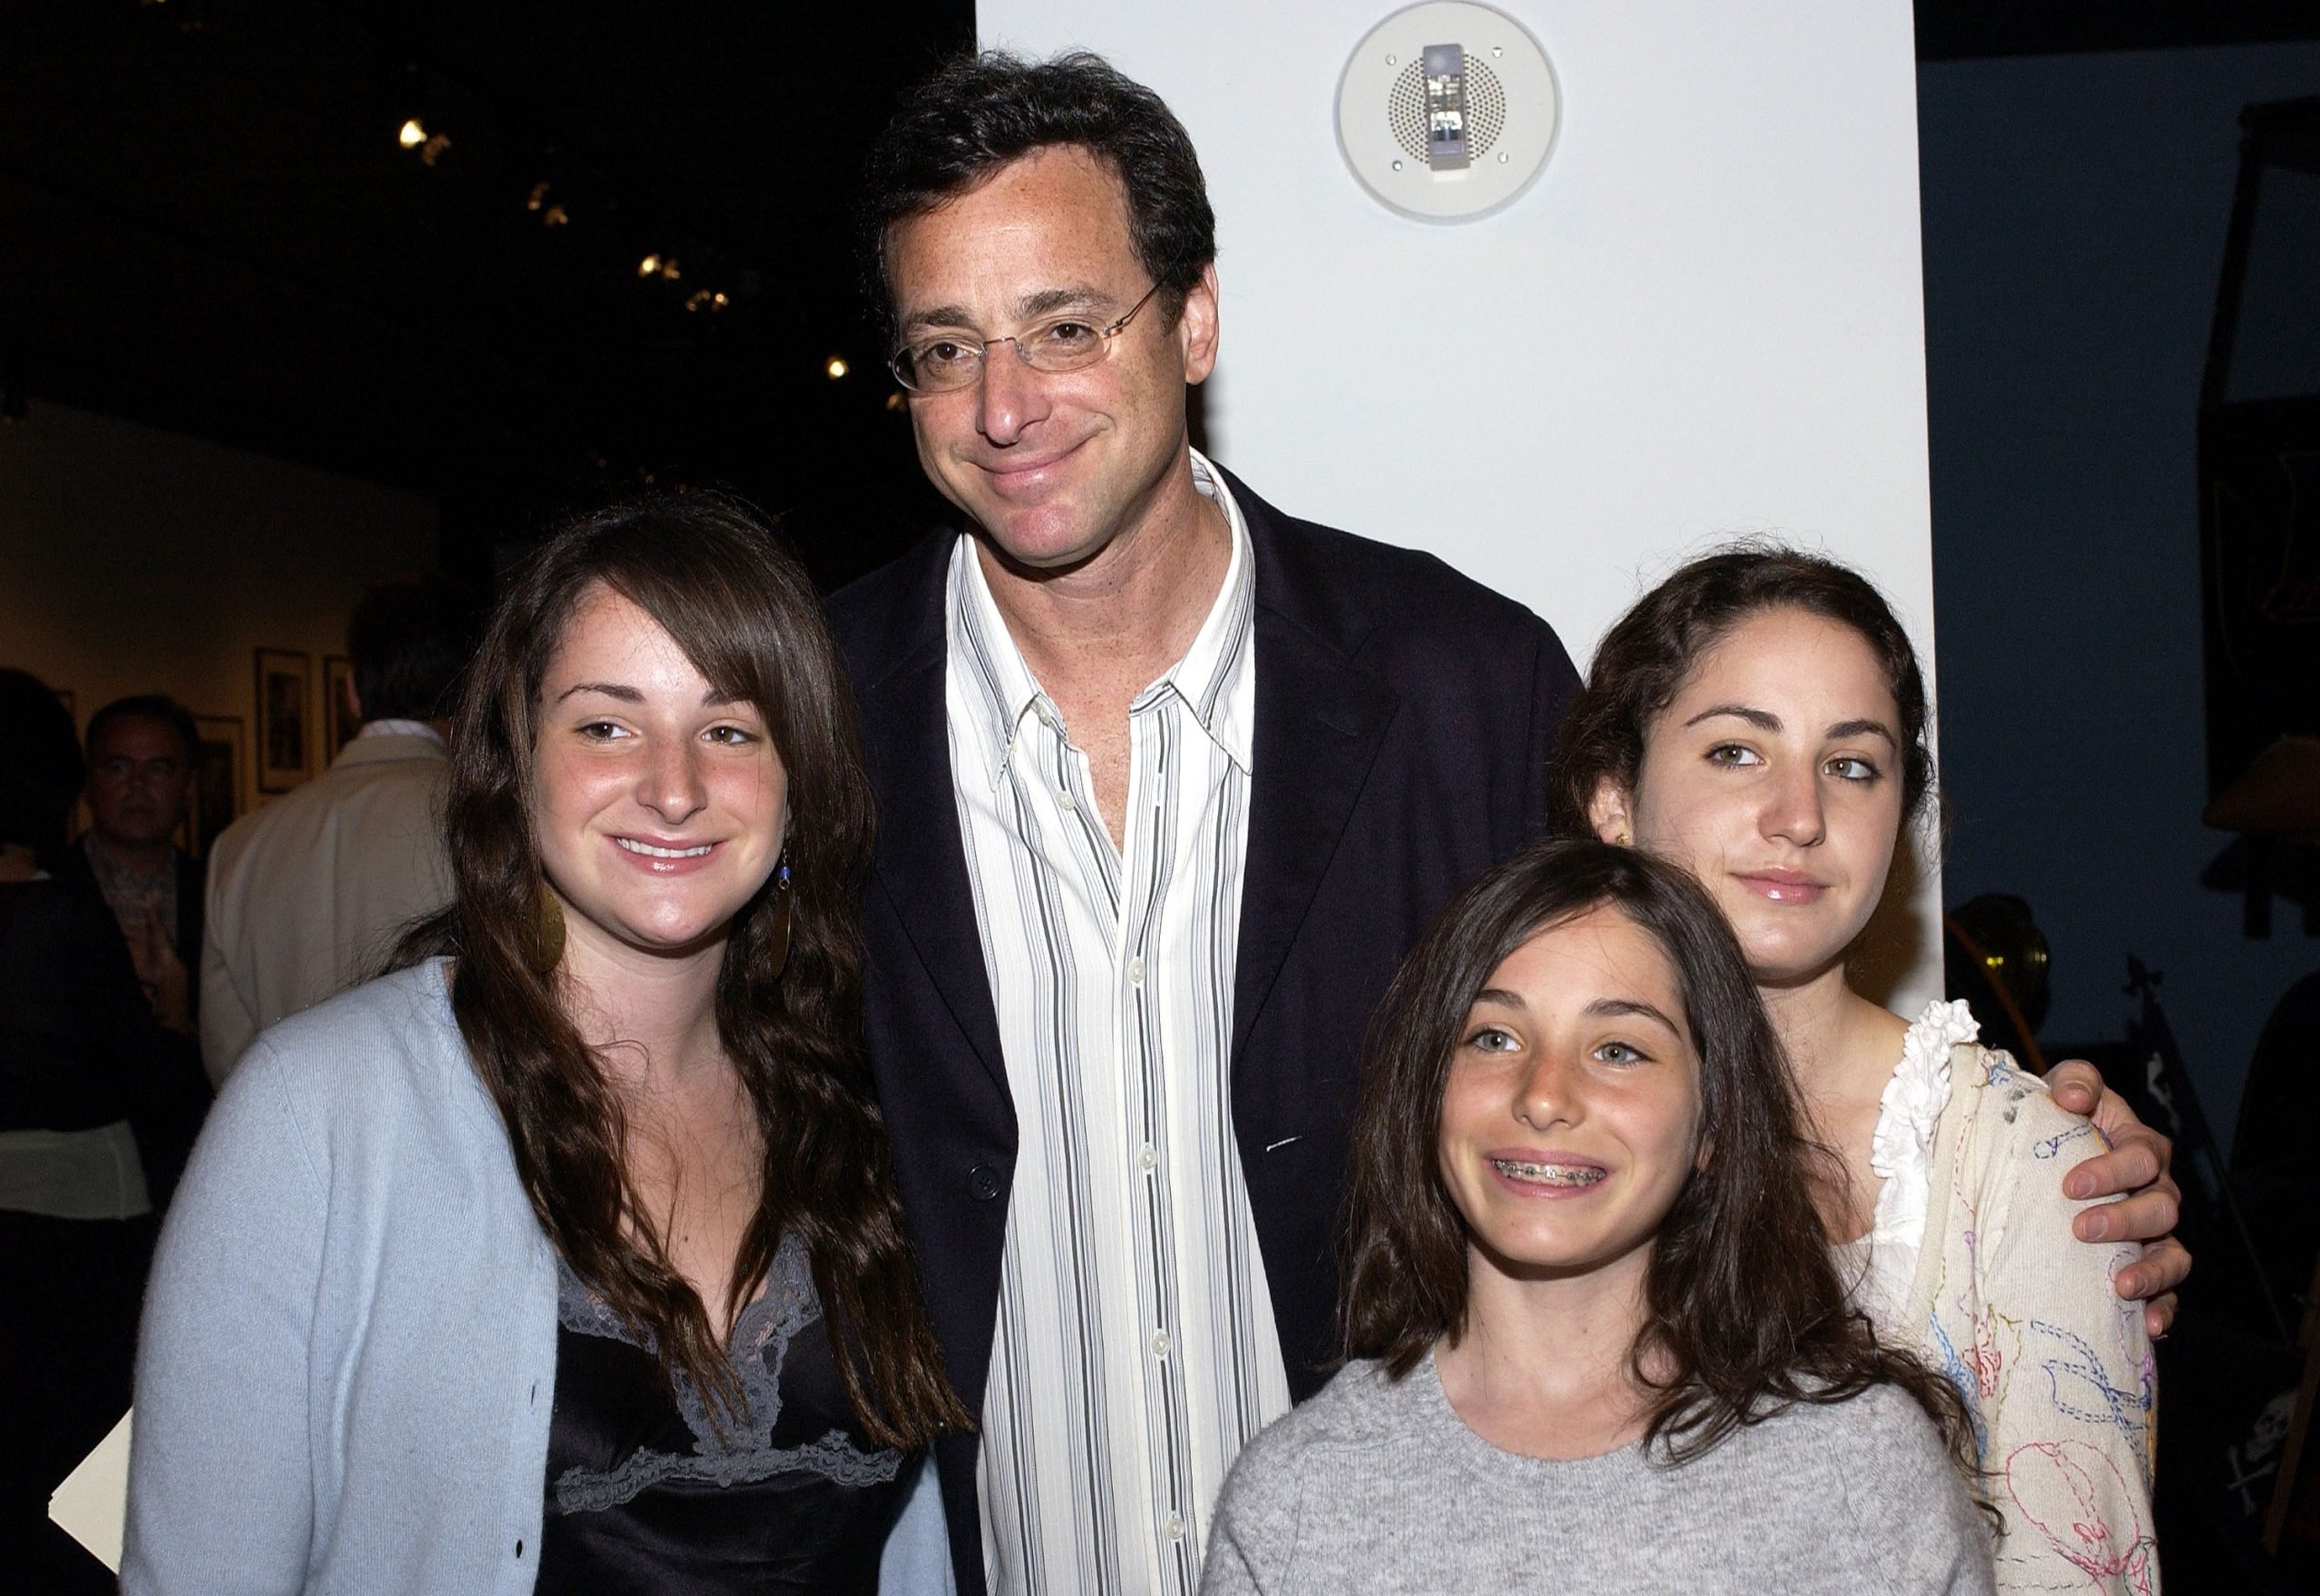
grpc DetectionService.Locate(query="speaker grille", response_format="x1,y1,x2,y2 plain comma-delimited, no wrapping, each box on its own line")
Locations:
1387,57,1507,163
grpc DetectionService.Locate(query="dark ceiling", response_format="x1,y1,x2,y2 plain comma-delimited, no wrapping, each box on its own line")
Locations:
0,0,973,588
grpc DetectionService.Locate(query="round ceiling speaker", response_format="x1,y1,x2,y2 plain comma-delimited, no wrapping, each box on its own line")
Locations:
1336,2,1561,223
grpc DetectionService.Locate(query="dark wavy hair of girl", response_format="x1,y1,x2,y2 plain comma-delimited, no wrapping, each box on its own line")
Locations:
1548,542,1936,839
1339,838,1977,1478
397,493,968,1447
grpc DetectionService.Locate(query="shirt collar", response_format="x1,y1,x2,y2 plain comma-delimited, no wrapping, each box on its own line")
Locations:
1169,450,1256,772
944,448,1258,788
948,537,1050,789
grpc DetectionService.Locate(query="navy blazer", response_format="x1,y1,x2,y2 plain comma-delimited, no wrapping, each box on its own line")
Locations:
826,469,1580,1589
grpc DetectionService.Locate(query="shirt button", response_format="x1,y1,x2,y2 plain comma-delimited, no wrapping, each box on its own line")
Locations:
1127,955,1146,985
1136,1143,1156,1172
1165,1514,1184,1542
967,1165,1004,1202
1149,1330,1171,1359
1056,788,1077,810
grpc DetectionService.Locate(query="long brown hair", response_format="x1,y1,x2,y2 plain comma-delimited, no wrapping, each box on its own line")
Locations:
1341,839,1977,1475
399,493,967,1446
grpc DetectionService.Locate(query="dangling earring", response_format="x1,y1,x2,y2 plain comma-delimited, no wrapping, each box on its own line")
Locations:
528,879,566,975
765,855,793,979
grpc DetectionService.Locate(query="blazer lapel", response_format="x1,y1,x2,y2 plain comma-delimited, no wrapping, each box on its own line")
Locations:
846,547,1012,1108
1229,479,1400,1066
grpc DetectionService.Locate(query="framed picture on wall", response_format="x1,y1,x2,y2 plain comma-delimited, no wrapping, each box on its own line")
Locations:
323,654,357,761
191,715,246,859
255,648,312,793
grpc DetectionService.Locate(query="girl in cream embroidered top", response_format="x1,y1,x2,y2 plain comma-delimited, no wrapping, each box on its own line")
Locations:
1841,1000,2156,1594
1560,547,2163,1592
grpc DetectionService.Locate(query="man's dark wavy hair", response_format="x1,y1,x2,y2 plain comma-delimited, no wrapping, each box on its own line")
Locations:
1341,838,1979,1478
395,492,967,1447
349,575,477,723
860,50,1217,343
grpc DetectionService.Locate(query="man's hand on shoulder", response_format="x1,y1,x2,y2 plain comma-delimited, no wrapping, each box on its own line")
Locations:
2046,1058,2189,1339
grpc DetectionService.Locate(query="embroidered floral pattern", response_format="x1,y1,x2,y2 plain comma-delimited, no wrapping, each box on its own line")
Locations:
1851,1001,2157,1593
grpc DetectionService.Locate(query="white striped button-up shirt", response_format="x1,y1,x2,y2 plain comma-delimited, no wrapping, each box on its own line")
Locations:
944,452,1290,1596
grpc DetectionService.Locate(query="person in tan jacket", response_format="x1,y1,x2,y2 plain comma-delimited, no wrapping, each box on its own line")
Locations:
199,578,472,1082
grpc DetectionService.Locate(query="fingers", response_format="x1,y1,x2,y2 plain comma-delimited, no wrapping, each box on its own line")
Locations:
2143,1294,2179,1340
2044,1058,2102,1116
2075,1181,2181,1247
2115,1235,2192,1302
2064,1135,2165,1203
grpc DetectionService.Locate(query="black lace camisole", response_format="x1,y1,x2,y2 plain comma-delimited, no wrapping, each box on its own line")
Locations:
537,1231,908,1594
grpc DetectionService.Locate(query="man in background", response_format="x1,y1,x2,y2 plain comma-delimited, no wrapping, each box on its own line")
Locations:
65,695,205,1030
199,576,471,1081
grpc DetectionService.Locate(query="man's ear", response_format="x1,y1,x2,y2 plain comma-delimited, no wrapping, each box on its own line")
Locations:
1180,261,1222,386
1587,778,1634,846
343,675,363,726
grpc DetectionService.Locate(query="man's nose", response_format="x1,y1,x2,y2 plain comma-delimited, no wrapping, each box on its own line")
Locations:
975,341,1049,447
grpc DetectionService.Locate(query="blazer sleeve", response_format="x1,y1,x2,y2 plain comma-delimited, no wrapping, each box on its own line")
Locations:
1523,613,1583,839
123,1037,325,1595
1964,1069,2160,1594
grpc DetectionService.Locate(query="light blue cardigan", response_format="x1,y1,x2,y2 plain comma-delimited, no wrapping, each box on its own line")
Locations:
124,960,952,1594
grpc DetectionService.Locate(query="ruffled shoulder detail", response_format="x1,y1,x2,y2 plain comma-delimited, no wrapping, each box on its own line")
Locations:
1866,998,1978,1245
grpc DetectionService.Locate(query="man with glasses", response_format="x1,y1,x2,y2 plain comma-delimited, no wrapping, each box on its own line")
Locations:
67,695,205,1033
833,50,2186,1596
835,53,1579,1596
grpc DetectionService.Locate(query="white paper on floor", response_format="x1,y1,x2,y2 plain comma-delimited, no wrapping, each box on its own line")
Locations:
50,1407,130,1573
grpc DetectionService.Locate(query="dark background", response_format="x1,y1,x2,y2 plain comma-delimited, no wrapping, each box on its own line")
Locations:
0,0,974,592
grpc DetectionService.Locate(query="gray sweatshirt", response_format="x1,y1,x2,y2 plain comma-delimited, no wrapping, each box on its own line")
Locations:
1201,1352,1995,1595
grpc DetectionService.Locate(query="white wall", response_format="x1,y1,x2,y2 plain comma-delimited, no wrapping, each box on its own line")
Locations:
979,0,1944,1009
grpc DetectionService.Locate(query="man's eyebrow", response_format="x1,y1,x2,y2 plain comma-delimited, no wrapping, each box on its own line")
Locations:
899,304,976,336
1683,703,1778,731
1016,285,1111,319
900,285,1114,335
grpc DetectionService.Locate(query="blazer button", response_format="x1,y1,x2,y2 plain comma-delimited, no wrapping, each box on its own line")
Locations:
967,1165,1004,1202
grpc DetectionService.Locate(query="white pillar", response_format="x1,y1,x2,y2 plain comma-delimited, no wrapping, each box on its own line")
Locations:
977,0,1945,1011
